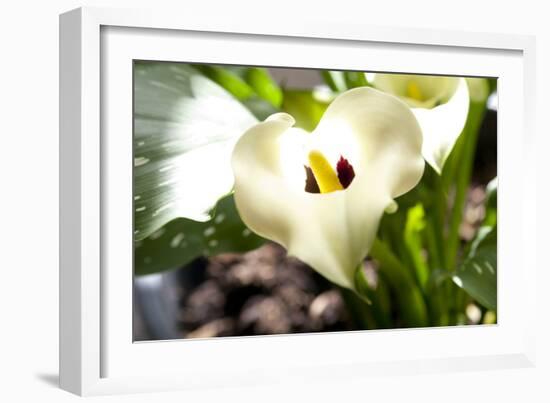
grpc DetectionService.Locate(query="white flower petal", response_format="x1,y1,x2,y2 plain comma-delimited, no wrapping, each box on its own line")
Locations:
370,74,470,174
370,74,459,109
412,78,470,173
466,77,490,103
232,88,424,289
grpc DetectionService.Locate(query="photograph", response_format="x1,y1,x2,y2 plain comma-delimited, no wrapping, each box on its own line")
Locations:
132,61,498,341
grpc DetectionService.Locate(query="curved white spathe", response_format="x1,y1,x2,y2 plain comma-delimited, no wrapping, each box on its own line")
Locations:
370,74,459,109
231,87,425,290
413,78,470,173
370,74,470,174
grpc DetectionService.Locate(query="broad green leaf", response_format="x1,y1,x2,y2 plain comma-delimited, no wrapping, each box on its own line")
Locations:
135,194,265,275
456,180,497,310
453,241,497,310
468,225,497,258
281,90,329,131
133,61,258,240
244,68,283,108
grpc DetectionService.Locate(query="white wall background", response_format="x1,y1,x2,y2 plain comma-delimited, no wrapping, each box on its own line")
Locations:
1,0,548,401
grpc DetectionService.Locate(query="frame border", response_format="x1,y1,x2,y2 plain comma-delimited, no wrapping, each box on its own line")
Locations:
59,6,537,396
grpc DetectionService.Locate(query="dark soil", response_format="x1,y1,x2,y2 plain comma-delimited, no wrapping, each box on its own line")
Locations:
175,243,354,338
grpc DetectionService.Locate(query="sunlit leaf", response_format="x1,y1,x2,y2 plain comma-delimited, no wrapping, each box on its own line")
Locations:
404,204,429,289
192,65,255,100
193,65,280,119
135,194,265,275
133,61,258,240
281,90,329,131
320,70,347,92
245,67,283,107
344,71,368,89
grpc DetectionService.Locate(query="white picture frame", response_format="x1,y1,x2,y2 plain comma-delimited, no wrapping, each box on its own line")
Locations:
59,6,537,396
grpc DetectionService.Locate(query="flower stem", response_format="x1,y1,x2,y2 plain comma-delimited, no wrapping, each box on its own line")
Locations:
353,265,392,328
444,100,487,271
340,288,378,329
444,97,488,324
370,238,428,327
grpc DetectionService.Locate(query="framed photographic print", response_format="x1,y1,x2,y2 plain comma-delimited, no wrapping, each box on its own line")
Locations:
59,7,537,396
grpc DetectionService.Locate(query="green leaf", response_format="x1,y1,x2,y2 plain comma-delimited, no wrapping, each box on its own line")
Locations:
344,71,368,89
133,61,258,240
468,225,497,258
463,178,497,259
353,265,392,328
193,65,280,119
320,70,348,92
244,68,283,108
404,203,430,289
193,65,255,100
281,90,329,131
442,92,489,270
452,239,497,310
135,194,265,275
369,239,428,327
455,180,497,311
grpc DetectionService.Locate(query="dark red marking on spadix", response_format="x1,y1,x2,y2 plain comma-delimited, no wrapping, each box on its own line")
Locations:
336,156,355,189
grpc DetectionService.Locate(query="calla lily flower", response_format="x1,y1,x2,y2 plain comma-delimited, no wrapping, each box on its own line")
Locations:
231,87,425,290
368,73,470,174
